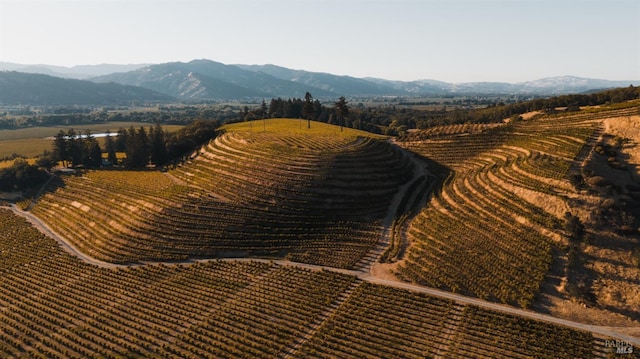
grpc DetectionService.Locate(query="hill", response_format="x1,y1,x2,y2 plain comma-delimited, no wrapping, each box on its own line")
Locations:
393,102,640,321
0,71,172,105
367,75,638,95
31,120,419,268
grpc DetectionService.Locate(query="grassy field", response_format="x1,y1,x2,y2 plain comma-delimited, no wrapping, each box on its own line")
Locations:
0,139,53,160
0,122,184,158
222,118,387,139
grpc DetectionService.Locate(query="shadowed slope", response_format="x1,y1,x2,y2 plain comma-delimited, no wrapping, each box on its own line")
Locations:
32,120,415,268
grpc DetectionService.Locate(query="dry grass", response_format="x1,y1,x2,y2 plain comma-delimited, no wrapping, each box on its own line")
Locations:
0,138,53,159
604,115,640,180
547,111,640,327
221,118,387,139
0,122,184,158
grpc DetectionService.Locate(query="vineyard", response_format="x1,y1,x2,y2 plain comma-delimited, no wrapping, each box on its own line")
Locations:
0,208,604,358
3,111,639,357
395,106,640,308
30,119,417,268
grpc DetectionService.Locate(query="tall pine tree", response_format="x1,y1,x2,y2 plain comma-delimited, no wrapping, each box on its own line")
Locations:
149,124,168,167
104,132,118,165
303,92,314,129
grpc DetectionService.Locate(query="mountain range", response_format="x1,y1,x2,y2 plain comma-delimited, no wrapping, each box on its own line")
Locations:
0,71,171,106
1,59,637,105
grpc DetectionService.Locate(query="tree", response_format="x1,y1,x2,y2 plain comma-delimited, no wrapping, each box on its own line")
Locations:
124,126,149,169
149,124,168,167
335,96,349,132
0,159,48,191
115,128,127,152
52,130,68,167
260,100,268,119
36,150,56,169
104,132,118,165
66,129,83,168
88,141,102,168
303,92,314,129
564,212,585,242
81,130,97,167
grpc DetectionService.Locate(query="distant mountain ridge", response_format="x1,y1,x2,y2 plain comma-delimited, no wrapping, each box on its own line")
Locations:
0,62,148,80
91,60,337,100
0,71,172,105
95,60,637,99
235,64,404,96
366,75,637,95
1,59,638,104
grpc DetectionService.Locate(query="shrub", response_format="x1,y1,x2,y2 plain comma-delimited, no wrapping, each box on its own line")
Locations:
585,176,607,187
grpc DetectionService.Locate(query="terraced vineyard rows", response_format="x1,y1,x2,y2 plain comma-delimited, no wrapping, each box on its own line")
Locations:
396,109,609,307
0,208,603,358
31,120,416,268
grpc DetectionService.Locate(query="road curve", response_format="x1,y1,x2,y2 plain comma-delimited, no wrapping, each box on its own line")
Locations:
5,204,124,269
3,204,640,347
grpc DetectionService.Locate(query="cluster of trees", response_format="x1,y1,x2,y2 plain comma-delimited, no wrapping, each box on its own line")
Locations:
244,87,638,136
51,120,220,170
0,159,49,191
52,129,104,168
240,94,382,133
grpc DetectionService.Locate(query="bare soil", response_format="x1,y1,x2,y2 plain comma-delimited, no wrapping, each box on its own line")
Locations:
532,114,640,331
604,115,640,180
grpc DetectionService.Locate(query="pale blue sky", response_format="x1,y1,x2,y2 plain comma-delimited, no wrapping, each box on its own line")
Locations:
0,0,638,82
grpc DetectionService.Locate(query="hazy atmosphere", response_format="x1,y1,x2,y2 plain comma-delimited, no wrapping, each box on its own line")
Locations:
1,0,638,82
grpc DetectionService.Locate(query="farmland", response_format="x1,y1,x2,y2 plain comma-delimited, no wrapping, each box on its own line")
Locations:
0,122,184,159
2,106,640,357
0,208,611,358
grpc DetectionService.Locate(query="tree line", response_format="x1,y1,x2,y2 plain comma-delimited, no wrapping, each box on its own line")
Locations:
3,86,637,137
51,120,220,170
239,86,640,136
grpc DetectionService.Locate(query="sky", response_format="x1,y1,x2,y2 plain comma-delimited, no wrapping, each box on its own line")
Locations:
0,0,638,83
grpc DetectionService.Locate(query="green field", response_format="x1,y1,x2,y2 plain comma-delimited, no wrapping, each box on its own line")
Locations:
0,122,184,158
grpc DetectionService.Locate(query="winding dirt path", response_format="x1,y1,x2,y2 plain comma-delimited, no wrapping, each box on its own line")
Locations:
5,196,640,346
6,204,124,269
353,143,430,271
